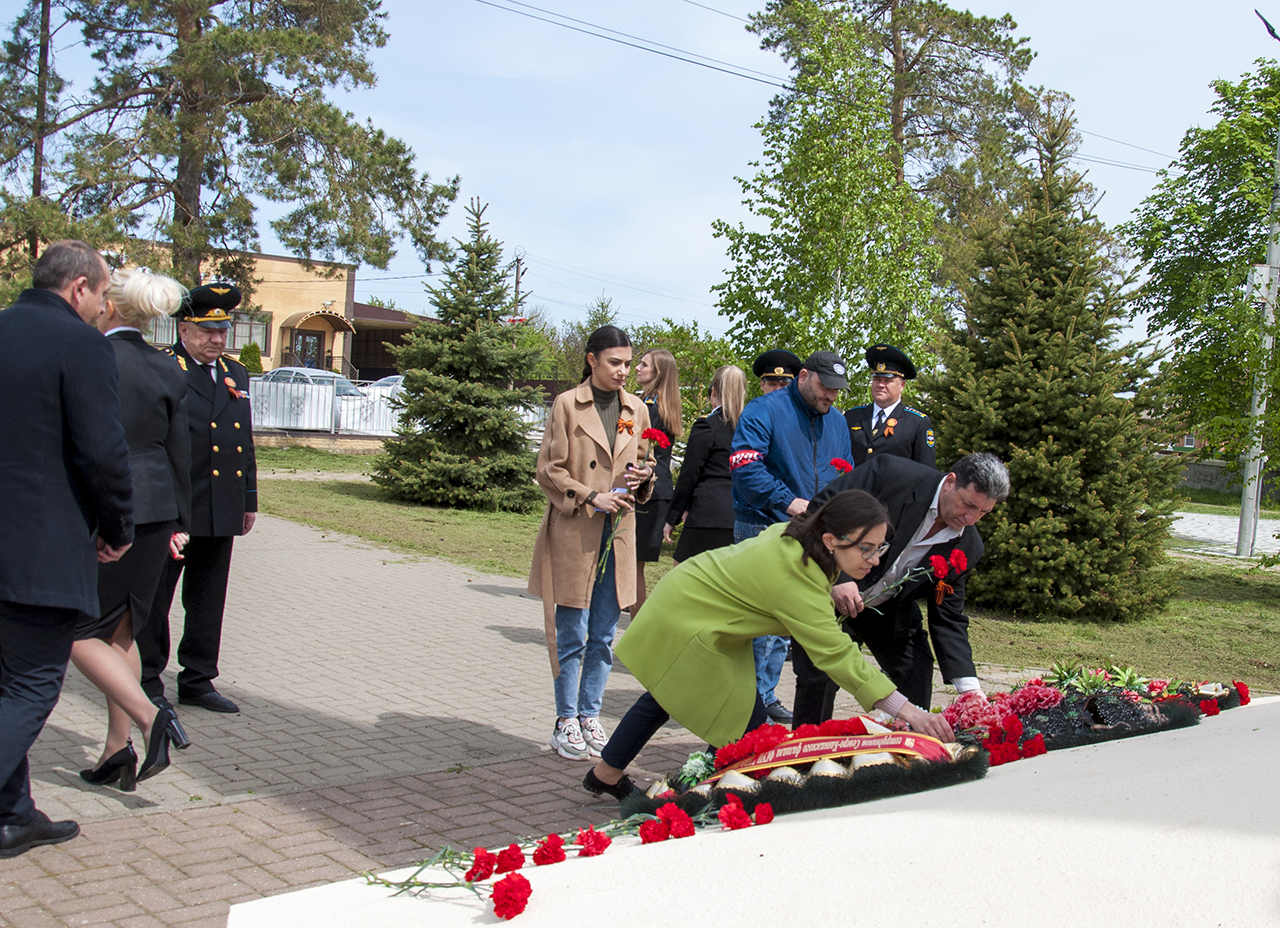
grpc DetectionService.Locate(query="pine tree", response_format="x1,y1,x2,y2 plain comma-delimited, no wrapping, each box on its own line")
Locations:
921,111,1183,621
238,342,263,374
373,200,542,512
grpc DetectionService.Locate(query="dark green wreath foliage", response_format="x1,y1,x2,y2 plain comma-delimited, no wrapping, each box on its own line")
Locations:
374,200,543,512
921,114,1183,621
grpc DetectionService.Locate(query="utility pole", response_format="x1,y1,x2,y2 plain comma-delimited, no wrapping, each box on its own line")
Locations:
1236,122,1280,556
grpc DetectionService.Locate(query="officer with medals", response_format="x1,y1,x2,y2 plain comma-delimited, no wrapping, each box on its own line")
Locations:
137,284,257,715
752,349,802,395
846,344,936,469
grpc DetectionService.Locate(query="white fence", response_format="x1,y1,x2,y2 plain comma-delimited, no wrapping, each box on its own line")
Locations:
249,377,403,436
249,376,551,438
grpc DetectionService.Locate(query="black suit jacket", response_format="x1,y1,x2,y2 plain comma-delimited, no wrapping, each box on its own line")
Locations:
643,396,674,501
666,409,734,529
0,289,134,613
846,402,936,469
165,340,257,537
109,331,191,530
810,455,983,682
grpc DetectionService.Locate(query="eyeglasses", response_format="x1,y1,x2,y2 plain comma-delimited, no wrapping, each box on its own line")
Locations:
839,535,890,558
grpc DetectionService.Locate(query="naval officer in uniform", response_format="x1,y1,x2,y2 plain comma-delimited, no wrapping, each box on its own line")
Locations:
138,284,257,715
846,344,935,469
752,349,803,395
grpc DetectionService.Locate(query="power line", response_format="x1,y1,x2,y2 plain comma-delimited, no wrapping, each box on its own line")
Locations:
471,0,791,90
681,0,751,24
474,0,1173,176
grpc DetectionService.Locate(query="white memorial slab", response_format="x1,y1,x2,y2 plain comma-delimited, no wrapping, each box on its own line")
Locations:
229,697,1280,927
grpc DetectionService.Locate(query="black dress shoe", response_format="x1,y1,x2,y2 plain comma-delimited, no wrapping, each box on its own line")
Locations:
179,690,239,714
0,811,80,858
582,768,635,801
79,741,138,791
150,694,174,711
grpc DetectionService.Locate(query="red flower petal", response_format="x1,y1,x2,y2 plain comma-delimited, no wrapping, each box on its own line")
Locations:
464,847,498,883
575,826,612,857
491,873,532,920
1233,681,1251,706
753,803,775,825
639,819,670,844
949,548,968,571
495,843,524,873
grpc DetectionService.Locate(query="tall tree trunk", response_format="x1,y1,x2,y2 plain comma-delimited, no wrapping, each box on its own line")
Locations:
887,0,907,187
171,1,207,286
28,0,51,261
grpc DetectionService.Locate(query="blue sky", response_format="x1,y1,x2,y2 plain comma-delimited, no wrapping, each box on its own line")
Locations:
308,1,1277,335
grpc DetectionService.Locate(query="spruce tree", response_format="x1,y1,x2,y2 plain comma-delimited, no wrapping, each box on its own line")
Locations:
921,113,1182,621
374,200,542,512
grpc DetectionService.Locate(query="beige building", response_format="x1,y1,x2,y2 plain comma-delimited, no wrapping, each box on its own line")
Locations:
146,250,371,377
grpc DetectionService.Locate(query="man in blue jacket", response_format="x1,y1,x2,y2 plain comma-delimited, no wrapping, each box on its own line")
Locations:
730,351,854,721
0,240,134,858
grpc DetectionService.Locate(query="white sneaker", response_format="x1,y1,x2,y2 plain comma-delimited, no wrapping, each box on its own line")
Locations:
579,717,609,757
550,717,589,760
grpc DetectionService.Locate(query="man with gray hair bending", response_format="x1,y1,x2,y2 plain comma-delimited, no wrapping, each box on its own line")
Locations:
791,452,1009,726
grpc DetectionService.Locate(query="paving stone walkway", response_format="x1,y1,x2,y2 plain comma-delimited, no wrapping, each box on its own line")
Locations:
1169,511,1280,556
0,511,1042,928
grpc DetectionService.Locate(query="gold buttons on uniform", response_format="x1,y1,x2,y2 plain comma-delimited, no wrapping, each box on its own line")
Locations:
236,470,242,477
212,445,219,452
234,422,241,429
212,469,220,476
237,446,242,452
211,422,217,428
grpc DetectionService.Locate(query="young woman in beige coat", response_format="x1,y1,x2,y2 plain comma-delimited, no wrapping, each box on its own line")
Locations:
528,326,655,760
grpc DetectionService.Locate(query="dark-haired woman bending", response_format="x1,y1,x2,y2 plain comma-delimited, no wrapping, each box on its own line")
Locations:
582,489,955,798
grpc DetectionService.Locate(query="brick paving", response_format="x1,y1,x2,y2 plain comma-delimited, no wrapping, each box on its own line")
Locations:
2,507,1022,928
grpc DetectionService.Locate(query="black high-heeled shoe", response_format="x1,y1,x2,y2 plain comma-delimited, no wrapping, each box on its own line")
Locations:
138,709,175,782
167,714,192,750
79,741,138,792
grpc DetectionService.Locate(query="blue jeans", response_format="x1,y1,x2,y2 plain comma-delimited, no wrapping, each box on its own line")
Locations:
553,519,620,719
734,519,789,705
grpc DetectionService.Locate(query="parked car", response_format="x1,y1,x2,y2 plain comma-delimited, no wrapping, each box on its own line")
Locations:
250,366,372,431
255,367,364,396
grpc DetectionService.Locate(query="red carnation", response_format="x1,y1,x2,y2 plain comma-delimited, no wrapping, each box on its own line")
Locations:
575,826,611,857
930,554,950,580
949,548,967,572
639,819,670,844
464,847,498,882
532,834,565,866
656,803,696,838
1233,681,1251,706
1199,698,1221,717
753,803,775,825
491,872,532,920
985,740,1021,766
718,802,754,830
495,843,524,873
1020,733,1047,758
641,427,672,449
1001,714,1024,739
830,457,853,473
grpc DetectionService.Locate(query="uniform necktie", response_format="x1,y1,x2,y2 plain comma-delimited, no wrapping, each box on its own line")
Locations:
875,410,885,433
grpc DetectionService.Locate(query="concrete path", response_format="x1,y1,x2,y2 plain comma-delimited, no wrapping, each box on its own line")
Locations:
3,512,1015,928
1170,510,1280,555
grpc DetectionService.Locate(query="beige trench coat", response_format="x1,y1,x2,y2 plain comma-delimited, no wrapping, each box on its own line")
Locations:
528,381,654,674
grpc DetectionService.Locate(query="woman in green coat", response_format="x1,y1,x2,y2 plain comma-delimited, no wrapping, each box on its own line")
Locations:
583,489,956,799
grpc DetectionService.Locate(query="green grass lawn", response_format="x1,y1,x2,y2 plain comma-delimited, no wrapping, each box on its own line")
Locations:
260,478,1279,692
1175,487,1280,518
256,446,374,474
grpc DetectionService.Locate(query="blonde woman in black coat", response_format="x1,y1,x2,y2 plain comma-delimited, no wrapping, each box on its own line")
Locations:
71,270,192,790
663,364,745,562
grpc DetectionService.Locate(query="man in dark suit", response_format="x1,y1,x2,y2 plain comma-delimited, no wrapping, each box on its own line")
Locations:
846,344,936,468
139,284,257,715
791,452,1009,725
0,240,134,857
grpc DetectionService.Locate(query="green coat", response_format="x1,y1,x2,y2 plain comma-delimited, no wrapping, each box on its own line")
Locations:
615,523,898,746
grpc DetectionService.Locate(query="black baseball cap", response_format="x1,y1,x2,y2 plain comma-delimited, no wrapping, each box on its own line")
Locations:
801,351,850,390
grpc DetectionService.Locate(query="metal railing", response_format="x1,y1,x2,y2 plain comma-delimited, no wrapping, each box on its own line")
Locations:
249,378,551,438
249,377,404,436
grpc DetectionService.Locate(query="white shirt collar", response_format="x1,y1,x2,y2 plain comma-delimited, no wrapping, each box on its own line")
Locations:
103,326,141,337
